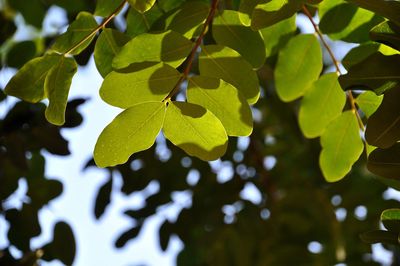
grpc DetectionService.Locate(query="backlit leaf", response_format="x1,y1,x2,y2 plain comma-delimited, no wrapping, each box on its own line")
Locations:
126,5,163,37
113,30,193,69
238,0,259,26
165,1,209,38
365,86,400,148
4,55,61,103
342,43,380,70
51,12,98,55
381,209,400,232
275,34,323,102
339,52,400,95
319,111,364,182
95,0,125,17
94,102,166,167
94,28,130,78
44,56,78,126
163,101,228,161
187,76,253,136
299,73,346,138
251,0,305,30
100,63,181,108
370,21,400,52
355,91,383,118
349,0,400,26
199,45,260,104
213,10,266,68
128,0,157,13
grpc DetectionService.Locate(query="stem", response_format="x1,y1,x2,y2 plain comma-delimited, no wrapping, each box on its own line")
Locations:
302,5,365,132
64,0,127,56
163,0,219,102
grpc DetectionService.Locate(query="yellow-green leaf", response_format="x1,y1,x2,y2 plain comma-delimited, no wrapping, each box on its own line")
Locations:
355,91,383,118
51,12,98,55
128,0,156,13
199,45,260,104
94,29,130,78
44,56,77,125
187,76,253,136
299,73,346,138
94,0,125,17
100,63,182,109
319,111,364,182
4,55,61,102
212,10,266,68
94,102,166,167
275,34,322,102
113,30,193,69
163,101,228,161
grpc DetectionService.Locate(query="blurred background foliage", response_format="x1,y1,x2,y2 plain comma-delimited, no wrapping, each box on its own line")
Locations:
1,0,400,265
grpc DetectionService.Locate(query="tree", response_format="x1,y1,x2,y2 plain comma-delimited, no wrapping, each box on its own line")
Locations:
1,0,400,265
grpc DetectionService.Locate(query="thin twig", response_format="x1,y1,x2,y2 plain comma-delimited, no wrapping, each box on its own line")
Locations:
163,0,219,102
64,0,127,56
302,5,365,132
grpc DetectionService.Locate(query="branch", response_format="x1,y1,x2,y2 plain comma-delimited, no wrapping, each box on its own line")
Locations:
163,0,219,102
302,5,365,132
64,0,127,56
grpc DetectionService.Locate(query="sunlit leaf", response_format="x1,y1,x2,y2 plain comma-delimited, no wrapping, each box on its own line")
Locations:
355,91,383,118
113,30,193,69
94,28,130,78
275,34,322,102
199,45,260,104
349,0,400,26
299,73,346,138
163,101,228,161
187,76,253,136
100,63,181,108
94,0,125,17
94,102,166,167
126,5,163,37
128,0,157,13
370,21,400,52
51,12,98,55
213,10,266,68
319,111,364,182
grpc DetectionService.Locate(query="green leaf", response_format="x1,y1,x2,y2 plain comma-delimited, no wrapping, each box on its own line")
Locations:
360,230,399,245
299,73,346,138
368,143,400,180
113,30,193,69
198,45,260,104
94,102,166,167
128,0,156,13
44,56,78,126
4,55,61,103
319,1,382,43
342,43,380,70
8,0,46,28
370,21,400,52
355,91,383,118
251,0,305,30
51,12,98,55
319,111,364,182
158,0,185,12
126,4,163,37
100,63,182,109
238,0,259,26
275,34,323,102
187,76,253,136
260,15,296,58
349,0,400,26
94,0,125,17
94,29,130,78
365,86,400,148
339,52,400,95
42,222,76,265
382,209,400,232
212,10,265,68
163,101,228,161
6,41,37,69
165,1,209,38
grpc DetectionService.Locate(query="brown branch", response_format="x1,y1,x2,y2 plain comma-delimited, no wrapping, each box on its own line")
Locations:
64,0,127,56
302,5,365,132
163,0,219,102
